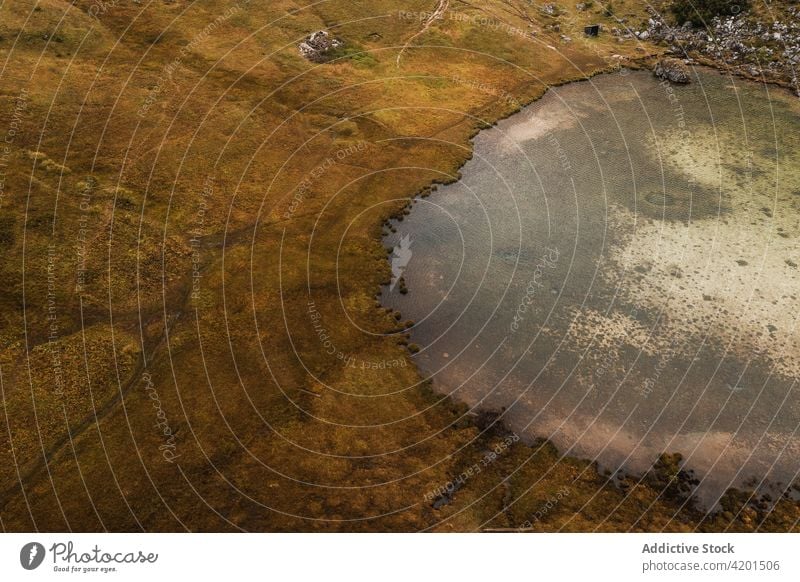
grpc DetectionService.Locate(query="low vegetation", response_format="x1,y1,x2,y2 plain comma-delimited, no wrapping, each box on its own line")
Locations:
0,0,796,532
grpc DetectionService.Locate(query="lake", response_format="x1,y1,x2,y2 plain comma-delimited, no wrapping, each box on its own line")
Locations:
383,68,800,506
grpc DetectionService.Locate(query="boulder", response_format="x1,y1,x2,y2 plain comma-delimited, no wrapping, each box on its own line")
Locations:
653,57,691,84
298,31,343,62
540,3,558,16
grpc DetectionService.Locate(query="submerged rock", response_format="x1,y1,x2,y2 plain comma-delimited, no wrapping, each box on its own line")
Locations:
653,57,691,84
298,30,343,62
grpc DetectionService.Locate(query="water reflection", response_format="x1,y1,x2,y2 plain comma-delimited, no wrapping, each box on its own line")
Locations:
383,69,800,506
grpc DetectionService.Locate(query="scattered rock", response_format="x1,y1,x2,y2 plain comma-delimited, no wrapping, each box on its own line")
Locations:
298,30,343,62
541,3,558,16
641,9,800,87
653,57,691,84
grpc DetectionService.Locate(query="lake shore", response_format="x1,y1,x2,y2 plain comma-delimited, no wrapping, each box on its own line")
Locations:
2,0,798,532
382,63,800,522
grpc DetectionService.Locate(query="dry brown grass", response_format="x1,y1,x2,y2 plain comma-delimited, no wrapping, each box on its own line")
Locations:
0,0,796,531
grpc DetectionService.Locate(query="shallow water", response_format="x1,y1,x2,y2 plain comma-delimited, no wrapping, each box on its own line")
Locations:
383,68,800,506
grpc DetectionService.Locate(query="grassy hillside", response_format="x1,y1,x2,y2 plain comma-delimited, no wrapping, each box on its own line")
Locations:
0,0,797,531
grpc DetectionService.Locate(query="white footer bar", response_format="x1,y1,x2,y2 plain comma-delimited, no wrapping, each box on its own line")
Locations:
1,533,796,580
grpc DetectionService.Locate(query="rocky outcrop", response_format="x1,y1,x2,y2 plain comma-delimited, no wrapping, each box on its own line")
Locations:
298,31,343,62
653,57,691,83
630,6,800,92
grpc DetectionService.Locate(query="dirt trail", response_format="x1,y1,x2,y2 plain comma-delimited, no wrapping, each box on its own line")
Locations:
396,0,450,67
